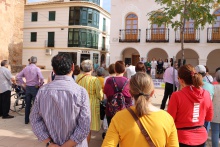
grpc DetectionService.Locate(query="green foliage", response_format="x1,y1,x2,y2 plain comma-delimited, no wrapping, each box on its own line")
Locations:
148,0,220,30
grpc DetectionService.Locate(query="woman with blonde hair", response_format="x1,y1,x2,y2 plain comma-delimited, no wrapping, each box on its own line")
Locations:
102,72,179,147
168,64,213,147
76,60,103,143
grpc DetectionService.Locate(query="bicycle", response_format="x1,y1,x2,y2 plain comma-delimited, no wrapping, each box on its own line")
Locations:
11,84,26,116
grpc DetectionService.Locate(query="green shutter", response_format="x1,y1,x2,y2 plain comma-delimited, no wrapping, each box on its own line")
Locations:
31,32,37,42
31,12,38,21
49,11,56,21
48,32,55,47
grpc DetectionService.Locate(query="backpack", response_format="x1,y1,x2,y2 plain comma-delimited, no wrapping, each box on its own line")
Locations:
108,77,128,117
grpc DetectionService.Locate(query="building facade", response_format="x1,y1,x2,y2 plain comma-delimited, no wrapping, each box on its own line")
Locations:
0,0,24,72
23,0,110,69
110,0,220,75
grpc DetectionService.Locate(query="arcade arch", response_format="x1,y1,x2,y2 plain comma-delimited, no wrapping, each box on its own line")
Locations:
207,49,220,75
147,48,168,61
176,49,199,67
122,48,140,66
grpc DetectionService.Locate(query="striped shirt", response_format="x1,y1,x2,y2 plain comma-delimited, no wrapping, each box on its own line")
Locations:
16,64,44,86
30,75,91,146
0,67,13,93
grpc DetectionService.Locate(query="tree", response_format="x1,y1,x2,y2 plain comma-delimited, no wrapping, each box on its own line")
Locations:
148,0,220,66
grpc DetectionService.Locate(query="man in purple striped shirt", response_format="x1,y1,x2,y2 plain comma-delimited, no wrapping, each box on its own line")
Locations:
30,53,91,147
16,56,44,124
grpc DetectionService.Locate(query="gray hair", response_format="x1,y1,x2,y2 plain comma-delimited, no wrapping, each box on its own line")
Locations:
30,56,37,63
215,70,220,83
96,67,105,76
81,60,93,72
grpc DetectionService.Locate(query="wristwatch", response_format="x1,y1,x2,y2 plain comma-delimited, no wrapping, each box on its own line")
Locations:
46,139,53,147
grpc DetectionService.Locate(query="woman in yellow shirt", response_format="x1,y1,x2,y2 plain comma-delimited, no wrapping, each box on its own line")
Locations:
102,72,179,147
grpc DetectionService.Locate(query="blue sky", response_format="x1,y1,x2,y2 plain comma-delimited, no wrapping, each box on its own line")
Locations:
28,0,111,12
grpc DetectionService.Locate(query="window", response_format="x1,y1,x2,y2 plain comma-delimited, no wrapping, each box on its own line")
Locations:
125,13,138,29
31,12,38,22
103,18,106,31
125,13,138,40
69,7,80,25
214,9,220,27
49,11,56,21
69,7,100,28
48,32,55,47
68,28,99,49
102,37,105,50
31,32,37,42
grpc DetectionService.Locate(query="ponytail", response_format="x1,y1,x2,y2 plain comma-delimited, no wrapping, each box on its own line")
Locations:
178,64,204,88
129,72,154,117
192,73,203,88
135,95,150,117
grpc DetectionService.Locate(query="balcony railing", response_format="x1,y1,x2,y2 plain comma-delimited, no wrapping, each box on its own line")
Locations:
207,27,220,43
146,28,169,42
45,40,55,47
175,28,200,43
119,29,141,42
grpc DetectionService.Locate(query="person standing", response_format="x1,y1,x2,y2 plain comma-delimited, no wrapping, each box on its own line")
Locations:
144,59,151,75
102,73,179,147
126,63,136,79
211,70,220,147
156,58,164,79
30,53,91,147
0,60,15,119
151,58,157,79
76,60,103,143
16,56,44,124
160,63,178,110
194,65,214,147
168,64,213,147
163,59,169,71
104,61,132,126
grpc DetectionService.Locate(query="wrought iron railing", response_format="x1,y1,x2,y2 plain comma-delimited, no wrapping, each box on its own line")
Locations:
207,27,220,43
146,28,169,42
175,28,200,43
119,29,141,42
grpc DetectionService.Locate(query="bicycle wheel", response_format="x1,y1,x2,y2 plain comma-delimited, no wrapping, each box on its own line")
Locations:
14,96,25,116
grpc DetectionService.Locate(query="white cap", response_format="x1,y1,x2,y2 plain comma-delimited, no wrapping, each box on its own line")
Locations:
195,65,206,73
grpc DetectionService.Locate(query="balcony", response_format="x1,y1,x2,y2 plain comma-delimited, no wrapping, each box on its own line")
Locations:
146,28,169,42
207,27,220,43
119,29,141,43
45,40,55,47
175,28,200,43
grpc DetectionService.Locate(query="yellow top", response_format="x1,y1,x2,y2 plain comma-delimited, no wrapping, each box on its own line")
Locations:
102,106,179,147
97,76,105,90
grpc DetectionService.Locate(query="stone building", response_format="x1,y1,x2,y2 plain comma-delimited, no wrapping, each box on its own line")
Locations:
110,0,220,75
0,0,24,72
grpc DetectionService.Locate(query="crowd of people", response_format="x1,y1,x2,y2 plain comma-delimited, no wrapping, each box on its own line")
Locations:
0,53,220,147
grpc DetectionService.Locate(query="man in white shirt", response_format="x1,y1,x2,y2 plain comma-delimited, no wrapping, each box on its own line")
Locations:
126,63,136,79
160,63,178,110
151,58,157,79
0,60,15,119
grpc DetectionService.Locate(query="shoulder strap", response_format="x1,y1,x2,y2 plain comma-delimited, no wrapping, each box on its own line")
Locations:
127,107,156,147
112,77,128,92
77,74,87,84
206,76,211,84
112,77,119,92
121,79,128,91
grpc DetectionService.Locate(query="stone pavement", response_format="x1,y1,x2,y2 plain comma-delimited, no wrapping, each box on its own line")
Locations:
0,70,213,147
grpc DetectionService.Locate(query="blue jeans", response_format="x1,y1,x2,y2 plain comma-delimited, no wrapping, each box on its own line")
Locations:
203,121,210,147
25,86,38,123
211,122,220,147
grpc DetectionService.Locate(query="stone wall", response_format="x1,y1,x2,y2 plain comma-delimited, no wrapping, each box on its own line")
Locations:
0,0,24,73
